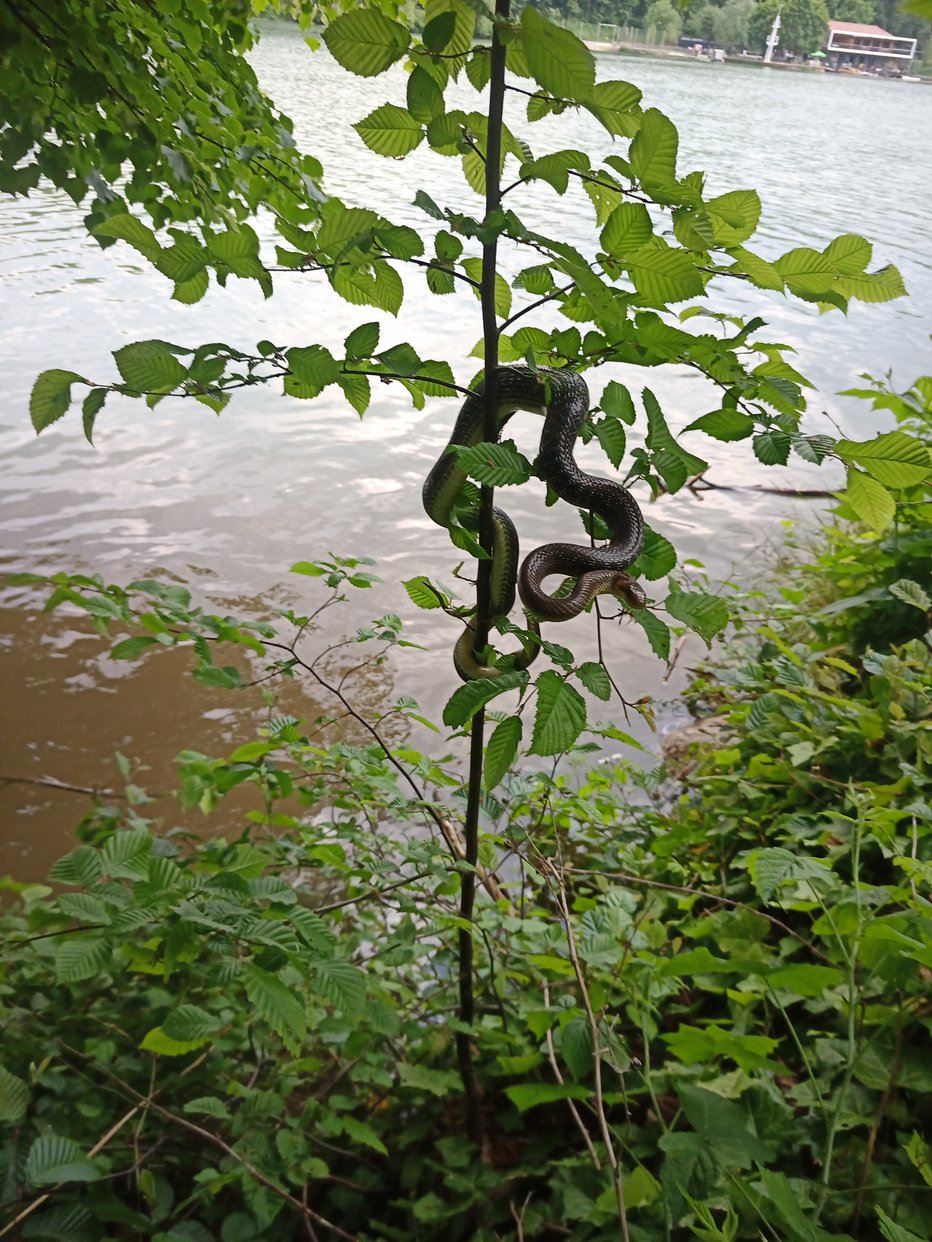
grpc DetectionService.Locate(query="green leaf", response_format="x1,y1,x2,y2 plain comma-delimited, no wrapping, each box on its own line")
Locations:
626,246,703,304
397,1062,462,1096
561,1018,594,1078
663,1024,781,1072
424,0,476,61
403,576,448,610
100,827,152,879
705,189,761,246
658,1131,720,1215
183,1096,231,1119
889,579,931,611
756,1169,825,1242
575,662,611,701
823,232,872,275
504,1082,591,1113
322,9,410,77
140,1026,211,1056
332,260,404,315
344,322,380,359
520,6,595,99
407,66,445,124
753,428,792,466
746,847,832,902
48,846,102,887
355,103,424,158
336,371,371,416
838,263,906,305
686,408,754,442
583,79,641,137
111,635,159,660
677,1084,771,1166
173,271,210,305
92,212,160,257
454,440,533,487
0,1065,29,1123
629,526,676,581
768,964,844,997
25,1135,101,1187
632,609,671,660
665,590,728,647
55,935,112,983
207,227,267,291
530,671,587,756
594,417,626,468
484,715,522,788
845,468,895,531
644,388,708,483
601,381,636,424
313,959,366,1015
601,202,652,255
520,149,589,195
317,205,378,254
113,340,187,393
31,369,86,432
244,964,307,1051
342,1116,388,1156
629,108,678,188
162,1004,221,1043
376,223,424,261
876,1209,926,1242
443,671,528,729
727,245,784,291
82,387,107,444
284,345,339,400
836,430,930,488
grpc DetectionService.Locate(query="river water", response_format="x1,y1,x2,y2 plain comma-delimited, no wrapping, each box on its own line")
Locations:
2,29,931,877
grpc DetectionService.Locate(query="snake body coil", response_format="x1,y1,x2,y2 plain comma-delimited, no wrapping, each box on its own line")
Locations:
424,366,645,679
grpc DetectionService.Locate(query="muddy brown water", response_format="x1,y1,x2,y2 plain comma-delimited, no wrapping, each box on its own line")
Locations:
2,32,931,878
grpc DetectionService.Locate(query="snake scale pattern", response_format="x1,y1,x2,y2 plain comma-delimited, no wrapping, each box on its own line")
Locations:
424,365,646,679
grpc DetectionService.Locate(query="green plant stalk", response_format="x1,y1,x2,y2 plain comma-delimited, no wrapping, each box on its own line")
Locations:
818,800,865,1213
768,989,826,1113
455,0,511,1149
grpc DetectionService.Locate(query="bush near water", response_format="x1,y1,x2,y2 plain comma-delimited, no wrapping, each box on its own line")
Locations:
2,373,929,1240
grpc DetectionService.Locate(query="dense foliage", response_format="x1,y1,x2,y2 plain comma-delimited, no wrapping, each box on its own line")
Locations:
2,374,930,1240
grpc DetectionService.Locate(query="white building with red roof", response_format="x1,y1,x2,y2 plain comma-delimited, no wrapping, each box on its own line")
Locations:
825,20,918,74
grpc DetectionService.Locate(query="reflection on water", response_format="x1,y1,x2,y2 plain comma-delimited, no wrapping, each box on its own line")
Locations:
1,29,931,875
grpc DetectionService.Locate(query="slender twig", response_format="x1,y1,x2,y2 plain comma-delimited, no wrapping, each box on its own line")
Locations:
542,981,601,1168
554,875,630,1242
498,282,575,334
0,773,126,798
59,1049,358,1241
565,866,835,964
0,1051,208,1240
312,872,432,914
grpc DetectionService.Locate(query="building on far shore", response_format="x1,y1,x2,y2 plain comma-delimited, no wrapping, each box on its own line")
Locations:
824,20,918,74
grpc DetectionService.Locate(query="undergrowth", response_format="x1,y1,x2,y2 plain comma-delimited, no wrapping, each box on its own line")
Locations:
1,373,930,1241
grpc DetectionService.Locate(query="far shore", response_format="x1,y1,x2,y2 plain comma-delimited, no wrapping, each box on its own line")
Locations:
583,39,932,82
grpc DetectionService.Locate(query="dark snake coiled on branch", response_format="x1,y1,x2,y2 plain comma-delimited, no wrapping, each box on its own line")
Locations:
424,365,646,679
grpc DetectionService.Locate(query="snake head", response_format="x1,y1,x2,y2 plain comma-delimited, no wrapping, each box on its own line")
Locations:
612,574,648,611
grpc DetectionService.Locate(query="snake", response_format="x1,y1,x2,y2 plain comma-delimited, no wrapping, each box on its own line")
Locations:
423,365,646,680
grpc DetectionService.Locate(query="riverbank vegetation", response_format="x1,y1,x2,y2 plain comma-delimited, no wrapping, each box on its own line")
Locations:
2,371,930,1239
2,2,930,1239
543,0,932,60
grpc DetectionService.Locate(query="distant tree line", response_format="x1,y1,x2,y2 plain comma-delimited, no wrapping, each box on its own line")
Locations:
534,0,931,54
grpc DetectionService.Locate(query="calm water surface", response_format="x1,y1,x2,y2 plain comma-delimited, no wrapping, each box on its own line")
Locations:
2,32,931,876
